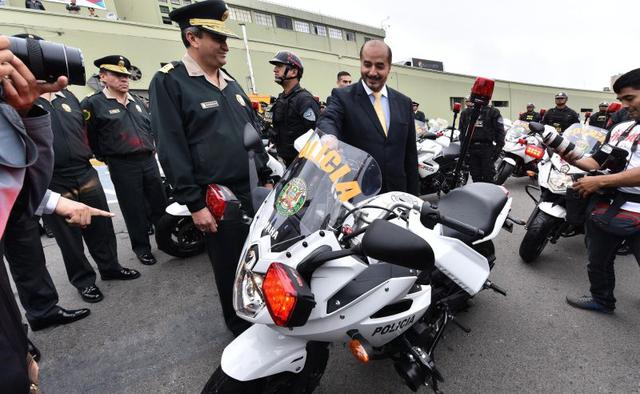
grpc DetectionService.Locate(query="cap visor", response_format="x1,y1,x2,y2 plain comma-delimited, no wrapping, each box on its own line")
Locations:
102,65,131,75
201,25,239,39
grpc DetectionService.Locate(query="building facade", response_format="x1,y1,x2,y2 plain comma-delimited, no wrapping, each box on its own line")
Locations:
1,0,614,120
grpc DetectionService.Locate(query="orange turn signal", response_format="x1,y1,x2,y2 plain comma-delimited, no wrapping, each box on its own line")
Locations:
349,339,370,363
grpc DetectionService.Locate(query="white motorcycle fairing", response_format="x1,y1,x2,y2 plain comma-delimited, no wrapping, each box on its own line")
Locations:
165,201,191,216
502,156,517,167
221,324,309,381
538,201,567,219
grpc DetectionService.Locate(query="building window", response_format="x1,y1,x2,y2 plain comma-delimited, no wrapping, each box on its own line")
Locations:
450,97,465,109
580,108,593,113
183,0,192,4
170,0,180,4
254,12,273,27
312,24,326,36
162,16,172,24
293,20,310,33
229,7,252,23
344,31,356,41
275,15,293,30
328,27,343,40
492,101,509,108
159,5,169,14
157,0,167,3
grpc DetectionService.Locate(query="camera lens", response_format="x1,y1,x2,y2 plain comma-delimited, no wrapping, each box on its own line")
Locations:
8,37,86,86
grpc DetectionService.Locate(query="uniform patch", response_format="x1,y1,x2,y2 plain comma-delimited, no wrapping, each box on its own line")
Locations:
236,94,246,107
83,109,91,121
109,109,121,115
302,107,316,122
159,63,174,74
200,100,220,109
61,103,72,113
275,178,307,216
136,104,142,113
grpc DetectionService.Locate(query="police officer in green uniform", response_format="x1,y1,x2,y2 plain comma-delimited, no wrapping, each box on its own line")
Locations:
81,55,166,266
149,0,270,336
269,50,319,167
519,103,541,122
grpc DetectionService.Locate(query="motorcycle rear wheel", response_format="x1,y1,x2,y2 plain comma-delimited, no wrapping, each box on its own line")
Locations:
519,210,562,263
155,214,205,258
201,342,329,394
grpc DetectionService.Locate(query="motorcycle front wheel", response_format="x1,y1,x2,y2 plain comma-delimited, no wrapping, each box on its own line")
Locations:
518,210,563,263
494,161,515,185
155,214,205,258
201,342,329,394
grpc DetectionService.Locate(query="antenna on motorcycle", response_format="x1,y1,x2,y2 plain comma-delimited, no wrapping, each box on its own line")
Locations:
451,77,495,187
450,102,462,139
452,102,461,114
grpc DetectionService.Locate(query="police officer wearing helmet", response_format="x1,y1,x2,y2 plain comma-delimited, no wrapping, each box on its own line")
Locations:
81,55,167,266
542,92,580,133
269,50,319,166
459,101,506,183
149,0,271,336
519,103,541,122
589,101,610,129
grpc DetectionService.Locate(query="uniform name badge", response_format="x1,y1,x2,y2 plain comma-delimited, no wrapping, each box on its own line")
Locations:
236,94,246,107
200,100,220,110
136,104,142,113
109,108,121,115
61,103,72,112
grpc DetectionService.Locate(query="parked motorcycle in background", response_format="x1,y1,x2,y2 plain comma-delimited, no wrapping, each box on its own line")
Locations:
204,127,513,394
518,123,608,263
494,120,548,185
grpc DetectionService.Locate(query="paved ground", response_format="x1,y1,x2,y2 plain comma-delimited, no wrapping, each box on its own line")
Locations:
6,171,640,394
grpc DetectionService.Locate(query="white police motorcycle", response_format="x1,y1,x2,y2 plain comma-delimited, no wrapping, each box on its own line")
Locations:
519,123,608,262
494,120,548,185
203,129,513,393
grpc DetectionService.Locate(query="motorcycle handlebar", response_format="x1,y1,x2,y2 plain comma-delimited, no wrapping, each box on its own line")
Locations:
439,214,485,238
417,202,485,238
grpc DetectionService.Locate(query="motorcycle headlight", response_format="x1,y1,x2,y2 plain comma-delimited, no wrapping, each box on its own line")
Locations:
548,169,572,193
233,245,265,317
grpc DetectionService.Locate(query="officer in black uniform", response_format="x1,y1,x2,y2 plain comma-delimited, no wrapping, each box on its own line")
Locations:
459,103,506,183
519,103,541,122
81,55,166,265
589,102,609,128
269,50,319,166
37,86,140,303
412,101,427,122
149,0,271,336
542,92,580,133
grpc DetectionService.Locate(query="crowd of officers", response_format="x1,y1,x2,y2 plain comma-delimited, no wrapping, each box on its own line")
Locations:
3,0,635,360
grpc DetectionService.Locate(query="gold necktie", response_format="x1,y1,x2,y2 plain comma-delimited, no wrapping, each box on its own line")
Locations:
373,91,388,136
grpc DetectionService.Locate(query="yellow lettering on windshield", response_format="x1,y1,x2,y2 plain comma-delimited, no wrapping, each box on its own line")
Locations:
296,137,363,202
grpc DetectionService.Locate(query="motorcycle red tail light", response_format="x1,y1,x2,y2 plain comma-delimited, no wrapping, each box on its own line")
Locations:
262,263,315,327
525,145,544,160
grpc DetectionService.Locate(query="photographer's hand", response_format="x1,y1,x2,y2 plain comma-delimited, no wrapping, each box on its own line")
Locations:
0,36,68,115
572,176,605,198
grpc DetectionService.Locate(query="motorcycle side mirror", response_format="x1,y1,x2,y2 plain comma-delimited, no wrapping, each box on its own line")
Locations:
528,122,545,135
243,123,264,153
361,219,434,271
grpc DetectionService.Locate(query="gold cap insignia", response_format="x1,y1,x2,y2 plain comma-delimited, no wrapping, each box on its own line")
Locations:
118,60,125,67
221,10,229,22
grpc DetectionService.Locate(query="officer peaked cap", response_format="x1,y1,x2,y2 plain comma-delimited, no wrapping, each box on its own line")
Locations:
94,55,131,75
170,0,239,39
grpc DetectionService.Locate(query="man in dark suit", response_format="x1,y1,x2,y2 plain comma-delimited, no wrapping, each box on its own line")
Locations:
318,40,419,196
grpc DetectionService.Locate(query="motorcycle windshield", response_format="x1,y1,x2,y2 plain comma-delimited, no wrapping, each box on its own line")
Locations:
562,123,608,156
258,129,382,251
506,120,529,141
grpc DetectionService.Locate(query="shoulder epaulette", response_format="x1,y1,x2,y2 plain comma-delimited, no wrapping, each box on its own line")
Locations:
159,63,175,74
85,91,96,98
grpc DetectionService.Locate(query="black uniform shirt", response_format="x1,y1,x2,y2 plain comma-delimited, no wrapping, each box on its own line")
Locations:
35,90,93,180
589,110,609,129
519,111,541,122
542,106,580,133
271,83,319,162
149,54,268,212
81,88,155,160
459,106,506,148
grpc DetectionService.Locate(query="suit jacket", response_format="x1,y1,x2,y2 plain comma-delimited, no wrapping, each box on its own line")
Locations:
318,81,419,196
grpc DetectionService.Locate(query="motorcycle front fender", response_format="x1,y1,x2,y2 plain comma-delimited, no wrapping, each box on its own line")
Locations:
221,324,308,381
538,201,566,219
503,157,517,167
165,201,191,216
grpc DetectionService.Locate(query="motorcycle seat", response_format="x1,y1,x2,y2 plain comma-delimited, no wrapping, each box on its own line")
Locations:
437,183,508,244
